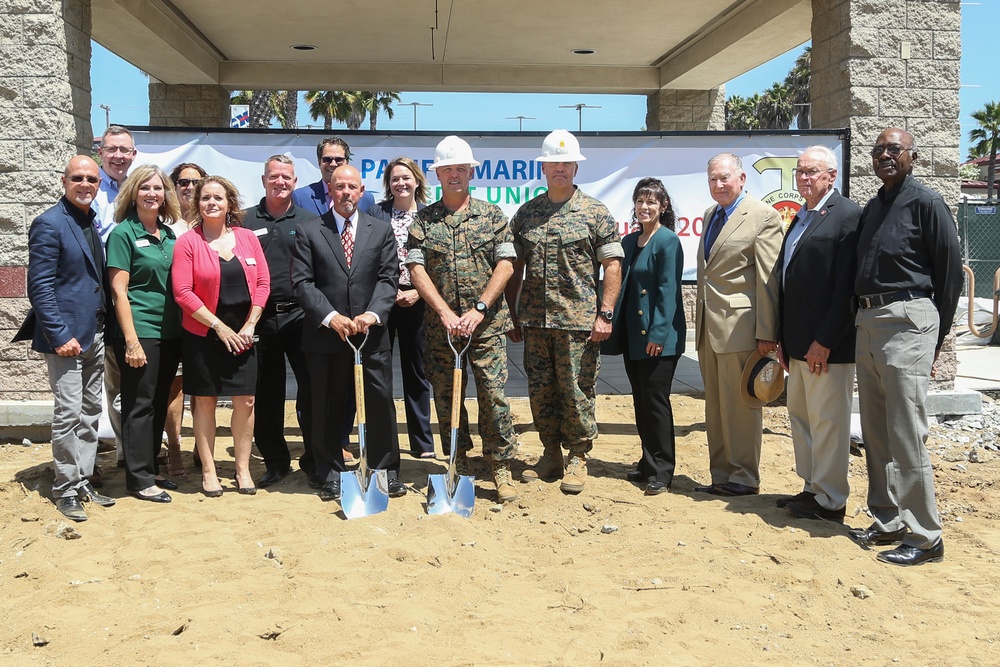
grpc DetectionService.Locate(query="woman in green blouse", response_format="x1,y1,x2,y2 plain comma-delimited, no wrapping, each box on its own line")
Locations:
107,165,184,503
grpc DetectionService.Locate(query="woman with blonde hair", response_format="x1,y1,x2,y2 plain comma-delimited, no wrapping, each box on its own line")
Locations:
172,176,269,497
107,164,184,502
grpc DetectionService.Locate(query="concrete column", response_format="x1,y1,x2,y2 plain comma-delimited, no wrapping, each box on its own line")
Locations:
811,0,962,388
148,81,229,127
645,87,726,132
0,0,93,401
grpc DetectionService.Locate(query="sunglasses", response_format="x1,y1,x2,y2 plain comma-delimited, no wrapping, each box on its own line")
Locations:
321,156,348,165
68,175,100,184
870,145,912,158
176,178,202,187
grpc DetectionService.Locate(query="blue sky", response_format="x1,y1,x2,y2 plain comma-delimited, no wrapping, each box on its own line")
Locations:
91,2,994,159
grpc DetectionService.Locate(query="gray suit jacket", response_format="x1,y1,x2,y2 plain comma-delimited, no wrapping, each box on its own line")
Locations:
291,209,399,354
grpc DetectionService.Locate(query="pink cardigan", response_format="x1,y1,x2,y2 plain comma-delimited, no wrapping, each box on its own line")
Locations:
171,226,270,336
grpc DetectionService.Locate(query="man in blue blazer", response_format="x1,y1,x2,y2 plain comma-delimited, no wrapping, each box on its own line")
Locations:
292,137,375,217
776,146,861,523
15,155,117,521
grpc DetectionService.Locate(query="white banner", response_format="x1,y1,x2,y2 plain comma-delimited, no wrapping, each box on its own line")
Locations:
133,131,847,279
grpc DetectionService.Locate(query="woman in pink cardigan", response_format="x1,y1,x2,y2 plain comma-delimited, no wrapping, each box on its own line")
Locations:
172,176,269,497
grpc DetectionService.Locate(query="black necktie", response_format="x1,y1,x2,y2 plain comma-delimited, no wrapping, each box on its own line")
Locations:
703,207,726,259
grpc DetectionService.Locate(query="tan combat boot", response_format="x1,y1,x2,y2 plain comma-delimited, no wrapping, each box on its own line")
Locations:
521,445,564,483
560,445,589,494
491,458,518,503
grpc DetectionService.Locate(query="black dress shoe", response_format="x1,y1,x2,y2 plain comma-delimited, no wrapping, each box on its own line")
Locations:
715,482,759,497
79,482,116,507
877,540,944,566
848,525,907,546
388,478,407,498
154,477,178,491
626,470,646,483
55,496,87,522
645,481,669,496
786,496,845,522
319,480,341,501
258,468,290,488
132,489,172,503
694,483,724,495
775,490,815,508
307,473,324,489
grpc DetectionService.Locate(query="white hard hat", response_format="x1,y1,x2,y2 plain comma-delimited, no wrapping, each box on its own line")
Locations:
536,129,587,162
432,135,480,169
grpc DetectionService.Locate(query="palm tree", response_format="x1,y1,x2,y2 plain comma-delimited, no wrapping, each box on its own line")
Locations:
784,46,811,130
230,90,296,129
725,94,761,131
305,91,363,130
969,100,1000,202
361,91,401,130
758,82,794,130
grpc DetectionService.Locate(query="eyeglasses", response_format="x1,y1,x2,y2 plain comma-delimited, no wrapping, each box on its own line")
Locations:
793,168,833,178
68,175,100,184
870,145,912,158
176,178,201,187
101,146,135,155
321,156,348,165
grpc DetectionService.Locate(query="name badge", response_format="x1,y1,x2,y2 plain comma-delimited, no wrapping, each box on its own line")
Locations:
253,228,268,236
135,239,150,248
245,257,256,266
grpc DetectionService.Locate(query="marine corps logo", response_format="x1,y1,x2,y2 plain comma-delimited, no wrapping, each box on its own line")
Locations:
753,156,804,231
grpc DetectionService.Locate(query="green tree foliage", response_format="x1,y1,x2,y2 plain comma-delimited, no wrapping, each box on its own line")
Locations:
969,100,1000,202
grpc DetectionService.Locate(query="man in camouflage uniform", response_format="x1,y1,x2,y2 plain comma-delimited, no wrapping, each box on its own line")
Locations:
406,136,520,503
506,130,623,494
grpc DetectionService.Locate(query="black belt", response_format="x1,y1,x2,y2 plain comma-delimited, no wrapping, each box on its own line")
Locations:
857,289,931,309
273,302,299,313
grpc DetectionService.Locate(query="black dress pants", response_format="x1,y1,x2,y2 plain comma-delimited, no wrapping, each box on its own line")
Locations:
624,354,679,485
388,300,434,456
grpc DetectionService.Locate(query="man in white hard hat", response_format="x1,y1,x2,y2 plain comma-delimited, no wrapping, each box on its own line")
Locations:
505,130,624,494
406,136,521,503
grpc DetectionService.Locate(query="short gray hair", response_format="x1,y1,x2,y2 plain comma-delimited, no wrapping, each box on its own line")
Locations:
708,152,743,172
264,154,295,174
800,145,838,171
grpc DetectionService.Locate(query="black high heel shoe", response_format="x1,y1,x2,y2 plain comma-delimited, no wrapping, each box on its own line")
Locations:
201,485,223,498
235,476,257,496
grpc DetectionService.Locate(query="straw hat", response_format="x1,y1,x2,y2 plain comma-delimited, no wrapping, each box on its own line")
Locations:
740,350,785,408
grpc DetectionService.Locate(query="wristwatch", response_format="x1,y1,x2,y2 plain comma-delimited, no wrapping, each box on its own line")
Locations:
599,309,614,322
475,300,489,314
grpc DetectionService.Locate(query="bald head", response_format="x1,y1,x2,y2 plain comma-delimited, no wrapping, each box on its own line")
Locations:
329,164,365,218
872,127,917,188
62,155,100,212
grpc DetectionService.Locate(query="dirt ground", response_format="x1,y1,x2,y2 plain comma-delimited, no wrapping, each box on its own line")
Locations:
1,393,999,666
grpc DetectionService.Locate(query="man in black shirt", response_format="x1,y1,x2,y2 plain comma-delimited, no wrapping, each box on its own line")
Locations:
851,128,962,566
243,155,314,487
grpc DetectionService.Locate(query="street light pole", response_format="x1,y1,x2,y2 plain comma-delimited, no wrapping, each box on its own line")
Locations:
558,103,601,132
399,102,433,131
506,115,536,131
99,104,111,130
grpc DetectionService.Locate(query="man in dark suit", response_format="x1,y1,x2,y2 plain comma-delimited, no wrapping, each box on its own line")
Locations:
694,153,784,497
776,146,862,523
291,164,402,502
242,155,314,488
17,155,116,521
292,137,375,217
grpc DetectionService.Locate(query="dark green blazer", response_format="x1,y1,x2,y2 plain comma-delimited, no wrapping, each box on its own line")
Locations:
603,227,686,360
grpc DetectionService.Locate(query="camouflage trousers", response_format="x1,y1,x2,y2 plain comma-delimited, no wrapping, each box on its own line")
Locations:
424,330,517,461
522,327,599,452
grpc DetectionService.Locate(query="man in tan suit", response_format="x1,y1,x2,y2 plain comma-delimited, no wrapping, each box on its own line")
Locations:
694,153,783,496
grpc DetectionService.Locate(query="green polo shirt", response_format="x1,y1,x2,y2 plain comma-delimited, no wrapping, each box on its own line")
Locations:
106,216,181,339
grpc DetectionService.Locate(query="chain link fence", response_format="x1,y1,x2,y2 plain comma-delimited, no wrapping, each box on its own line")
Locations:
958,198,1000,299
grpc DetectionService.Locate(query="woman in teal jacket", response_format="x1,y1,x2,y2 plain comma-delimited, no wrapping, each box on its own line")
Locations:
604,178,686,495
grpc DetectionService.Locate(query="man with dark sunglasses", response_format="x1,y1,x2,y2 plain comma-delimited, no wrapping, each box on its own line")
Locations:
850,128,962,566
14,155,116,521
292,137,375,216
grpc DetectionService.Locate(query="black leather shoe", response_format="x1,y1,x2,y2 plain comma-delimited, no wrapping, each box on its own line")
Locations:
715,482,759,497
876,540,944,566
645,481,669,496
258,468,290,488
775,490,815,508
786,496,845,522
307,473,324,489
694,483,724,495
55,496,87,522
626,470,646,483
132,489,172,503
79,482,116,507
388,478,407,498
319,481,341,501
849,525,907,546
154,477,178,491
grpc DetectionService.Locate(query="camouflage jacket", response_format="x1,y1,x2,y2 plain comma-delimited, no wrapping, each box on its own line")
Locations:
510,187,624,331
407,198,516,337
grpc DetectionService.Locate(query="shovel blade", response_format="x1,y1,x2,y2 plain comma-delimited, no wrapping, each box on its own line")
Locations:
426,473,475,518
340,468,390,519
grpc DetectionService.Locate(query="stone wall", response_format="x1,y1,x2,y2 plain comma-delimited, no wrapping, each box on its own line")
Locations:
148,82,229,128
645,87,726,132
1,0,93,400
